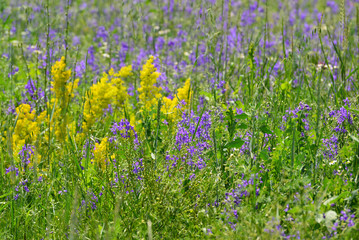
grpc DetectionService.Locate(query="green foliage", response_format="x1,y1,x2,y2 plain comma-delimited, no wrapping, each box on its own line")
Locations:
0,0,359,239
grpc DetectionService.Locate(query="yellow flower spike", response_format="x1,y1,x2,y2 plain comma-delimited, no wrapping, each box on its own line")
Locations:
176,78,192,104
138,56,162,111
109,68,115,76
51,57,72,106
12,104,40,160
93,137,109,170
162,78,192,122
48,57,79,142
82,65,132,132
83,72,118,131
115,65,132,78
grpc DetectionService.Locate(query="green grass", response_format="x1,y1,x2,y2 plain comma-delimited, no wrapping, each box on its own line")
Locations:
0,0,359,239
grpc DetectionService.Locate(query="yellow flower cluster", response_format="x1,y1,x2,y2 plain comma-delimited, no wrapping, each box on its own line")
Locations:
109,66,132,107
138,56,162,110
51,56,79,109
162,78,192,121
83,66,132,132
93,137,109,169
12,104,39,155
83,72,116,132
48,57,79,141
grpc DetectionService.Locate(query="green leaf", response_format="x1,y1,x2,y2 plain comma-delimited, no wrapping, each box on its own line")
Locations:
0,202,10,212
98,224,104,235
235,100,245,111
345,189,359,202
0,192,12,199
259,149,269,161
323,192,350,206
274,128,283,137
287,206,301,214
323,196,338,206
281,81,290,91
260,125,273,135
235,113,248,120
199,90,213,99
149,9,159,13
225,138,245,149
349,133,359,143
2,15,12,28
237,123,248,129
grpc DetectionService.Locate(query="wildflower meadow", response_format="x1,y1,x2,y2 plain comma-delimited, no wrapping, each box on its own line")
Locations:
1,0,359,239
